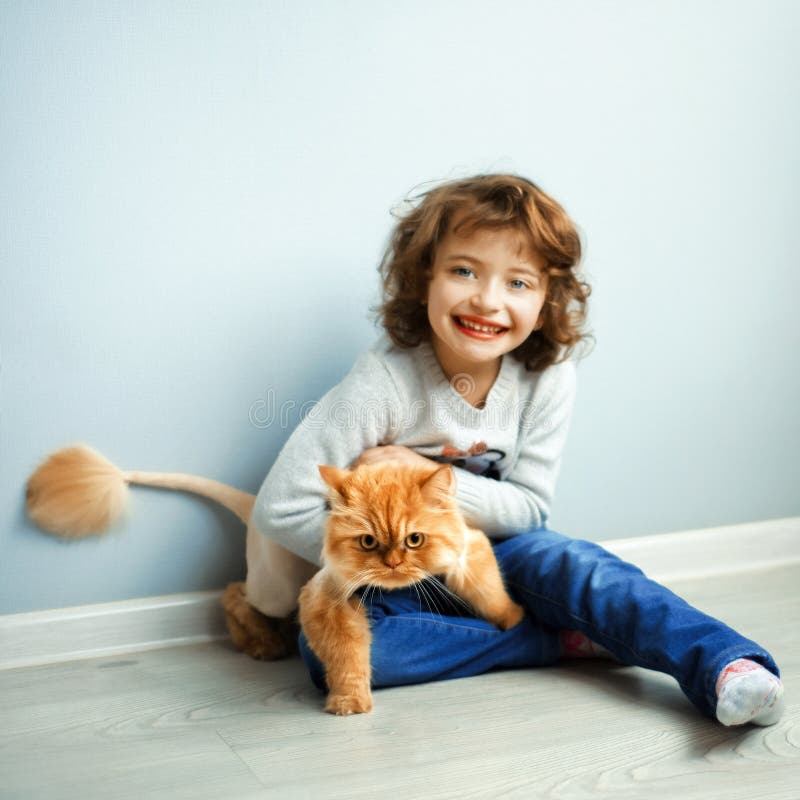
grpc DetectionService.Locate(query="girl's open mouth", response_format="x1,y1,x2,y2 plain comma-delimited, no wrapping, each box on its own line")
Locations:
453,315,509,339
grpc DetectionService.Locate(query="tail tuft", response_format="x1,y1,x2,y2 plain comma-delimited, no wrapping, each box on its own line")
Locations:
26,445,128,538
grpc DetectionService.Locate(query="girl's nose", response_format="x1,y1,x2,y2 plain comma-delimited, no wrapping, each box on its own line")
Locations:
471,280,503,312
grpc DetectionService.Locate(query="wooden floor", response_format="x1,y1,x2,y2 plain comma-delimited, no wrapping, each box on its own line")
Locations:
2,565,798,800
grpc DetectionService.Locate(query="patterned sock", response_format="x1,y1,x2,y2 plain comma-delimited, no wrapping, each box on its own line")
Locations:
715,658,785,727
559,630,614,659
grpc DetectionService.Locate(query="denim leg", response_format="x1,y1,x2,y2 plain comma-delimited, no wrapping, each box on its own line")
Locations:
298,582,560,691
494,528,781,718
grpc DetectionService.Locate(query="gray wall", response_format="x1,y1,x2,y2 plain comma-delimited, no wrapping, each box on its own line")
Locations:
2,1,798,614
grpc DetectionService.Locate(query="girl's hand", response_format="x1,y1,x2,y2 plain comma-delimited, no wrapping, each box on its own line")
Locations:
353,445,436,470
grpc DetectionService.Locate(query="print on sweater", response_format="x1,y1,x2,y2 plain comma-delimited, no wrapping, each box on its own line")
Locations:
428,441,506,479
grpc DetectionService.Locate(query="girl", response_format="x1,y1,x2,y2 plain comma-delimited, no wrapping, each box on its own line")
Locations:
243,174,784,725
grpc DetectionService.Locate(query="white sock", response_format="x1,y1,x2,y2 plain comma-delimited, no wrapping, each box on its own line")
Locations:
715,658,785,727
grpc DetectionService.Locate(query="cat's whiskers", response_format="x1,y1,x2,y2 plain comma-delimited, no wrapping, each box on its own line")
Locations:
411,581,439,627
415,578,446,623
411,580,428,617
411,582,423,618
424,573,476,615
335,568,377,606
336,575,365,603
356,582,381,614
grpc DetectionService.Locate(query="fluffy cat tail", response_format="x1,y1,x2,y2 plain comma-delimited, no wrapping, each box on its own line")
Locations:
26,444,255,538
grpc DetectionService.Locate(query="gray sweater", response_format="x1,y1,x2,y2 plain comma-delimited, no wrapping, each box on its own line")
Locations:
253,336,577,567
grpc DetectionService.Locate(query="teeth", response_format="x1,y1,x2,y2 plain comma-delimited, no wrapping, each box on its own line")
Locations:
457,317,505,334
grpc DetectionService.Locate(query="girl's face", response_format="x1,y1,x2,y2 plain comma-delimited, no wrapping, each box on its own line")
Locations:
425,219,548,379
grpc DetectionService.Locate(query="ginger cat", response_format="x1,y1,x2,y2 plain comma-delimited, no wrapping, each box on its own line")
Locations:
25,446,522,700
299,462,525,715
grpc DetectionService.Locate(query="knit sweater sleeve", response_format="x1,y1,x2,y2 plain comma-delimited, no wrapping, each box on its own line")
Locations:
454,360,577,536
252,350,400,566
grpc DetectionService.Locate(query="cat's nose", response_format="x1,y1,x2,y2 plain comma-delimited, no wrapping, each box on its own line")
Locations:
383,556,402,569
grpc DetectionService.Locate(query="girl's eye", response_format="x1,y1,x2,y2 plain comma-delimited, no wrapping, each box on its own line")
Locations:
359,534,379,551
451,267,475,278
509,279,529,290
405,532,425,549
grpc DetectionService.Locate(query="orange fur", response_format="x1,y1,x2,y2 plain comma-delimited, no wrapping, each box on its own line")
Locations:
298,462,524,715
221,582,298,660
26,445,255,538
26,445,129,537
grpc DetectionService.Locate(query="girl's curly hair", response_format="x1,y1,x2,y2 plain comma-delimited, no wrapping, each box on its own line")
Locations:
377,174,592,372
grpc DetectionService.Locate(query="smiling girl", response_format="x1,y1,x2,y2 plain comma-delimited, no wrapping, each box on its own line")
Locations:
242,174,784,725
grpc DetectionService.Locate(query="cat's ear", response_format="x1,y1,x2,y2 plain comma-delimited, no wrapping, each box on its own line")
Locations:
420,465,456,507
318,465,350,498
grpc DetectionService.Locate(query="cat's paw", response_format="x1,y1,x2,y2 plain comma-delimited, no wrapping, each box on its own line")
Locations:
221,582,297,660
325,691,374,715
495,601,525,631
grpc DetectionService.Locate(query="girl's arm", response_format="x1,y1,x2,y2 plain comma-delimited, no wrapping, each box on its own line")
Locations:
454,359,577,536
252,349,400,565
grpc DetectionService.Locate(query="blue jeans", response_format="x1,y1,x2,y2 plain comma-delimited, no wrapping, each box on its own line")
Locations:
298,529,780,718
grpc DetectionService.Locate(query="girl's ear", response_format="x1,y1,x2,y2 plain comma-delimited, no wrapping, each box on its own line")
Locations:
318,465,350,497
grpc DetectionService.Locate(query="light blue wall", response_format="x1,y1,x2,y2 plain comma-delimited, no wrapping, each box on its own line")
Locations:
2,1,798,614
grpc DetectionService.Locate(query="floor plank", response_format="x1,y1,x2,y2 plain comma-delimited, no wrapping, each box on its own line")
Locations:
1,565,798,799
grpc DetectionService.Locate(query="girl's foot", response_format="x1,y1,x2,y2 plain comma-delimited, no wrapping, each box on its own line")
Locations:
715,658,785,726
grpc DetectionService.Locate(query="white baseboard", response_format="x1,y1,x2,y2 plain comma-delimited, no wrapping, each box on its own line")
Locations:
0,591,228,671
2,516,798,671
603,515,800,583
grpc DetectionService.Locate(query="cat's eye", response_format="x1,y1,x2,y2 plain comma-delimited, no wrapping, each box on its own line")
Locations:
405,532,425,549
359,534,379,551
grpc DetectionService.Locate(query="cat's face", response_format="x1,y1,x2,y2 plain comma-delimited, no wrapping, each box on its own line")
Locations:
319,463,467,590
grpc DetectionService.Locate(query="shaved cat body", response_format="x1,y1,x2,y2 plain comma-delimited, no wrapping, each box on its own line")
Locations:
298,462,524,715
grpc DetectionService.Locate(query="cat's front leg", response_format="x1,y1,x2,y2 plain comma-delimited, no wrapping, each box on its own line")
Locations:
298,573,373,715
446,530,525,631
